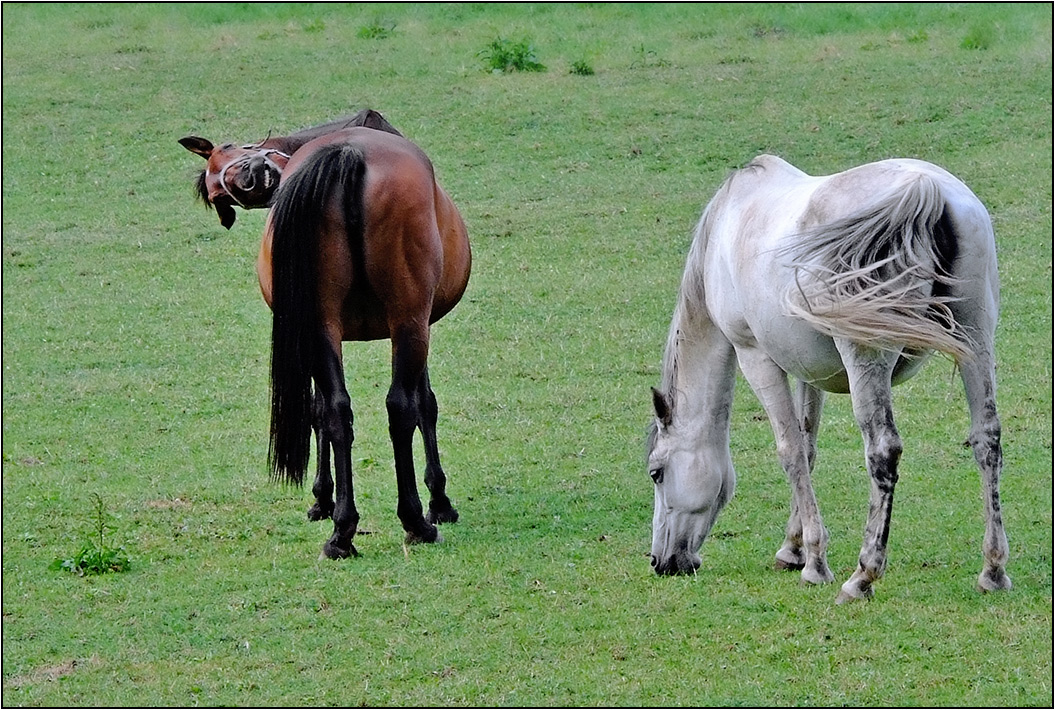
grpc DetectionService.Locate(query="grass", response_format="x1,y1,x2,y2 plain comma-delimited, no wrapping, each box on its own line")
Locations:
2,3,1051,706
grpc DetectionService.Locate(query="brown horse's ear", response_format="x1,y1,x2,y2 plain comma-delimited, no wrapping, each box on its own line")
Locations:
361,109,404,137
651,387,673,427
217,203,237,230
179,136,215,158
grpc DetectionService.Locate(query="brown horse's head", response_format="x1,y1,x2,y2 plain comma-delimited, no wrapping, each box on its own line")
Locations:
179,137,289,229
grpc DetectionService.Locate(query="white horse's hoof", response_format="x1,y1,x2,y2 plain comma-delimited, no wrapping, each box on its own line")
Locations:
835,579,873,604
775,548,805,571
977,569,1012,593
800,562,835,585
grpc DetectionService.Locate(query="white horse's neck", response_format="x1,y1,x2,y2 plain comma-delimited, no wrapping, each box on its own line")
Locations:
661,292,738,445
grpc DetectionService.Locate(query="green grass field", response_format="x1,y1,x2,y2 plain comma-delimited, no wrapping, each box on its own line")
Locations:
2,3,1051,706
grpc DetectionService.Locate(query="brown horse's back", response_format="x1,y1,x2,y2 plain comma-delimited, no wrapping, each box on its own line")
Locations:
257,127,470,342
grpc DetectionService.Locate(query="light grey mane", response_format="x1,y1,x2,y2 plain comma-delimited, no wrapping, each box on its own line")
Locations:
657,165,752,410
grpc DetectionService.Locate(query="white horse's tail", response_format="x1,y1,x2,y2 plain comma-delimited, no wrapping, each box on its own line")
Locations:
785,173,973,361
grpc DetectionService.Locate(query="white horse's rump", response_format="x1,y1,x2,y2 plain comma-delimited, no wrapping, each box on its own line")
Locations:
648,155,1009,601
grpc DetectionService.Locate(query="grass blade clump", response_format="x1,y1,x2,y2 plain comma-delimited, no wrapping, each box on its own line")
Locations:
479,37,546,73
49,493,131,576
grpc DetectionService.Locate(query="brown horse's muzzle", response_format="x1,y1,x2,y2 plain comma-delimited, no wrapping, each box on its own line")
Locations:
230,156,281,208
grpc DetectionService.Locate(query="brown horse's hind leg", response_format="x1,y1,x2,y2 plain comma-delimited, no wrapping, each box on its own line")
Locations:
387,323,442,545
308,389,335,521
417,368,459,525
315,339,360,559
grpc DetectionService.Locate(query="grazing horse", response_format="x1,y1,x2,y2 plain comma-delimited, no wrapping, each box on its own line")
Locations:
647,155,1010,602
182,118,470,559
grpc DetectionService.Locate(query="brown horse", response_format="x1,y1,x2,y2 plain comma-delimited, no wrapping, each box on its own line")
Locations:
181,116,470,560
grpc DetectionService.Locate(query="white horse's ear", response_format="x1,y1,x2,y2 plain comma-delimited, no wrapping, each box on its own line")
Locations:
651,387,673,427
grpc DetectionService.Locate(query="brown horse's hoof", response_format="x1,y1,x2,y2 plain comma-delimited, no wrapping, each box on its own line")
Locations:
426,506,459,525
405,525,443,545
307,502,334,521
319,540,359,560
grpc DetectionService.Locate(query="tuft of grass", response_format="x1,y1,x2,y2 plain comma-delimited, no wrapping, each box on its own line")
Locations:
750,23,787,38
629,43,670,68
479,37,546,73
357,20,395,40
960,24,994,50
570,58,595,76
49,494,131,576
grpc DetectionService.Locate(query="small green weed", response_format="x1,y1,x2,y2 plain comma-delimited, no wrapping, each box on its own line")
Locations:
302,19,325,34
479,37,546,73
630,44,670,68
570,58,595,76
50,493,131,576
357,20,395,40
961,25,994,50
750,23,786,38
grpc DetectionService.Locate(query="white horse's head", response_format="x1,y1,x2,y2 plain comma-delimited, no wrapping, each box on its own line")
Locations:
647,387,736,575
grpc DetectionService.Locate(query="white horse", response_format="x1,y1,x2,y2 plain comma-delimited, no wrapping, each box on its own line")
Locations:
648,155,1011,602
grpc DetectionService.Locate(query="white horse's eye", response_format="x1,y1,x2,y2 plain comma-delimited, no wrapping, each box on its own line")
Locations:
649,467,664,484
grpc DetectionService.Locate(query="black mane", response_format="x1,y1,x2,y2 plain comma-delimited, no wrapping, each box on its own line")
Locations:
193,169,213,209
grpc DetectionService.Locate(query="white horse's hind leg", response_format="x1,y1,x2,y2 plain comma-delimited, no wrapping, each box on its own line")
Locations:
959,349,1012,592
944,211,1010,592
834,341,902,604
736,349,834,585
775,382,826,571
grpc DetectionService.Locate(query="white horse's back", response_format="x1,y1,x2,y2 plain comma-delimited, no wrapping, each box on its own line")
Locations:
697,155,996,391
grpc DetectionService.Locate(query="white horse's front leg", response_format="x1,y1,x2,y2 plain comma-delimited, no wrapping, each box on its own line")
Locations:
775,382,827,571
736,349,834,586
834,341,902,604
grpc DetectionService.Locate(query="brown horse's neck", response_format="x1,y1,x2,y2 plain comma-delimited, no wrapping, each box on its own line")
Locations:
262,110,404,156
260,135,309,156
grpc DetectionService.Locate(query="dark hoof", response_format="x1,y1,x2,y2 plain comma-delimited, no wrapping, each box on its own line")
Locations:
319,540,359,560
405,524,443,545
307,502,334,521
426,506,459,525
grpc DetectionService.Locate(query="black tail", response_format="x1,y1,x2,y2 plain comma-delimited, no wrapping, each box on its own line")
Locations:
268,144,367,484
